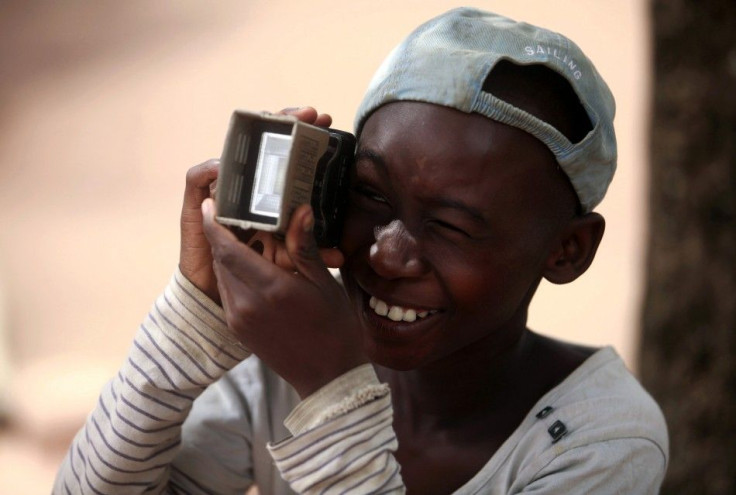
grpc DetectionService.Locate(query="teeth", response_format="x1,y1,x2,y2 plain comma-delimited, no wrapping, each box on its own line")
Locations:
403,309,417,322
387,306,403,321
375,300,389,316
368,295,435,322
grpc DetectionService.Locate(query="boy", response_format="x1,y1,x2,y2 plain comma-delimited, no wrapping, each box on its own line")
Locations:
55,7,668,494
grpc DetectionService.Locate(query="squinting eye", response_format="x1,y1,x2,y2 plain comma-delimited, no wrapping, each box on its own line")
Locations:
352,185,388,204
430,219,471,238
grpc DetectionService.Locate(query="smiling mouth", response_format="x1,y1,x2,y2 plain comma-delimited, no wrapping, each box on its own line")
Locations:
368,295,440,323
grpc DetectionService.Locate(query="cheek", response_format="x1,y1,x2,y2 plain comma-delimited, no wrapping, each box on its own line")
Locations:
443,251,540,320
338,206,384,258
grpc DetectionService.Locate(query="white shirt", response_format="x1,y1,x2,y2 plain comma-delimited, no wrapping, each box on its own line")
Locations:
54,270,668,494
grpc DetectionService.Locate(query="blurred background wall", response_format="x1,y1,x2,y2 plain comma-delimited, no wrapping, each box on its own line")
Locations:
0,1,648,492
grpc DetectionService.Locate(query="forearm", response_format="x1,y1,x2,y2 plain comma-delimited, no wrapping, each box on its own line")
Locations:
269,365,406,494
54,269,250,495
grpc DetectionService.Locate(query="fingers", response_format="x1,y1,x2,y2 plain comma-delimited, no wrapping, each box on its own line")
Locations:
318,248,345,269
183,159,219,211
245,226,343,269
181,160,220,250
202,195,343,276
278,107,333,128
314,113,333,128
181,160,219,236
272,244,344,270
200,198,242,253
278,106,318,122
179,160,221,303
201,198,277,286
284,204,335,287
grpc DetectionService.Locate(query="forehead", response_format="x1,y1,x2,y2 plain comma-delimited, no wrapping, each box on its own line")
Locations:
357,102,562,211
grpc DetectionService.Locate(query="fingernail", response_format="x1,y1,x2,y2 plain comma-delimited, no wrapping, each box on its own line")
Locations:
282,106,305,113
201,198,212,216
303,209,314,233
249,240,264,255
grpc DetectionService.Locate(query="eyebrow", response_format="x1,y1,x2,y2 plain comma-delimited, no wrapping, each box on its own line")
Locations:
355,147,488,225
355,148,388,171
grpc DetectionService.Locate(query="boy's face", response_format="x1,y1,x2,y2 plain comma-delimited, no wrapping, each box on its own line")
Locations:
339,102,577,371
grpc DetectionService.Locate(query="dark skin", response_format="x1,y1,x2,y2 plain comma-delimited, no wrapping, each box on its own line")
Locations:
338,102,603,492
189,104,605,493
386,334,597,493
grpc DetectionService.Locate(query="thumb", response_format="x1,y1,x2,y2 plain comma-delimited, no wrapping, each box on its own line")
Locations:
285,205,334,286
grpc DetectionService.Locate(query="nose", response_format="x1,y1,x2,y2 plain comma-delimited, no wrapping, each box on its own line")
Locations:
369,219,428,279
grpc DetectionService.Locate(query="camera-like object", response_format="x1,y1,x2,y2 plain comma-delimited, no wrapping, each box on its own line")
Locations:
216,111,355,247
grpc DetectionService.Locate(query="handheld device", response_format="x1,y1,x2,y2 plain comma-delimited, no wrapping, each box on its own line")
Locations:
215,110,355,247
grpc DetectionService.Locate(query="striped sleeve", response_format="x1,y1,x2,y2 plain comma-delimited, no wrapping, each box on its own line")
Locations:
53,269,251,495
268,367,406,494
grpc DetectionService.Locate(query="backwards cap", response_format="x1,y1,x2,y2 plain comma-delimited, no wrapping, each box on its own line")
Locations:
354,7,616,212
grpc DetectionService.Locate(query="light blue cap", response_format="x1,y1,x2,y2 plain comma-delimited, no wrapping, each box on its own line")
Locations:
355,7,617,212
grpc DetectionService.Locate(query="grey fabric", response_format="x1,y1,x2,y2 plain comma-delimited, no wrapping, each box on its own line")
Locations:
355,7,617,212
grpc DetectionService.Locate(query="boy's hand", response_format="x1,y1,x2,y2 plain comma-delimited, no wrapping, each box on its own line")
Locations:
201,198,367,398
178,107,338,305
180,158,222,303
277,106,333,127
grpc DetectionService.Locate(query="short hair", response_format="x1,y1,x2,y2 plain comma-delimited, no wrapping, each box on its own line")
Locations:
482,60,593,144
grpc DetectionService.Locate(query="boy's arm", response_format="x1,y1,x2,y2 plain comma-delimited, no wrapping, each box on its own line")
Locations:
196,158,407,493
268,365,406,494
53,269,251,494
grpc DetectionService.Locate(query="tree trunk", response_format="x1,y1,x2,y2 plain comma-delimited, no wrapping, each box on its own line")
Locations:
639,0,736,493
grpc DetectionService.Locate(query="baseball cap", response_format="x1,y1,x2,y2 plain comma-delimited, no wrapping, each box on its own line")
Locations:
354,7,616,212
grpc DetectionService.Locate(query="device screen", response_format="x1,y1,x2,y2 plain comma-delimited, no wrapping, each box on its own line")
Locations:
249,132,292,218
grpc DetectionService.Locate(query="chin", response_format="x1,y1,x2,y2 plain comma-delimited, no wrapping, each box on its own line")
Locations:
363,338,435,372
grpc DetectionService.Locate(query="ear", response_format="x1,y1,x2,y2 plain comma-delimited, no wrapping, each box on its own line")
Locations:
543,212,605,285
